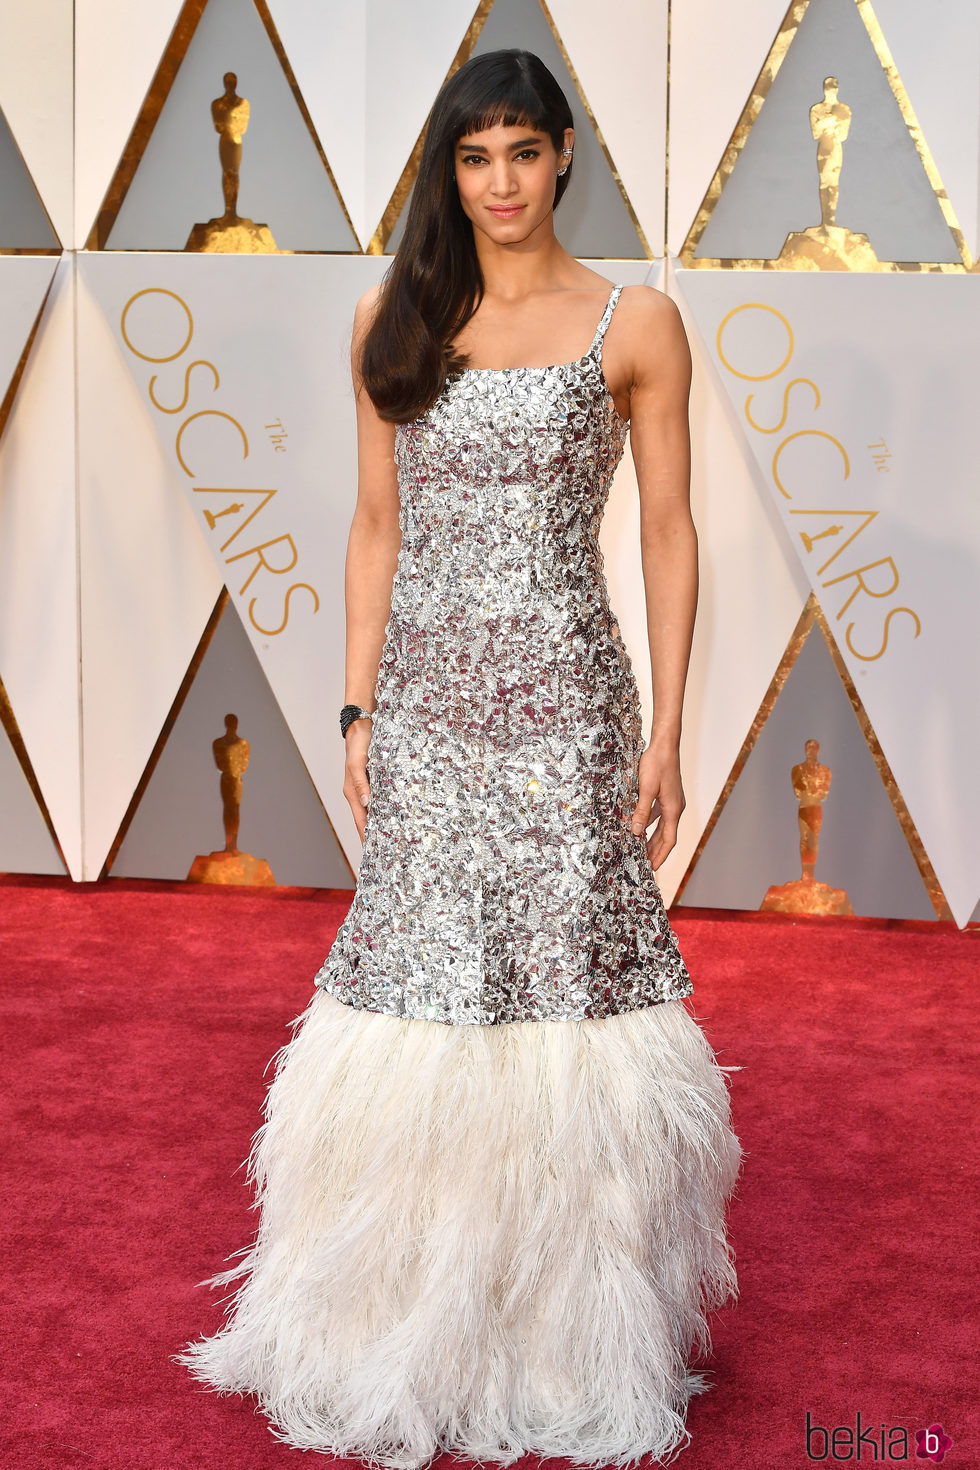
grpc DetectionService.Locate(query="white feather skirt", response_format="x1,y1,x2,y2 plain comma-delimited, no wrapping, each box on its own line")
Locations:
179,990,742,1467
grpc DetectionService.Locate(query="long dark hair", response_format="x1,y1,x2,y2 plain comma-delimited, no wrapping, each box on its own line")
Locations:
360,50,574,423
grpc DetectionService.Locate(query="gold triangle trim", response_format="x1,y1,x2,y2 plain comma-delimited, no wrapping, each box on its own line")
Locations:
672,591,953,921
84,0,359,253
0,101,62,255
0,673,67,872
368,0,653,258
678,0,972,272
100,590,356,887
0,268,56,442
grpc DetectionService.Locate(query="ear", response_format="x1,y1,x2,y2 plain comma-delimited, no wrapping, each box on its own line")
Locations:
563,126,575,155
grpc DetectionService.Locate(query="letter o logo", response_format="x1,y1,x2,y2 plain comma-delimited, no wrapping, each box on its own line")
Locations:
716,302,794,382
120,288,194,363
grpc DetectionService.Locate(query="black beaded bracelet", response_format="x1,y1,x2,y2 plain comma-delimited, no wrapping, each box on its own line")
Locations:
340,704,374,739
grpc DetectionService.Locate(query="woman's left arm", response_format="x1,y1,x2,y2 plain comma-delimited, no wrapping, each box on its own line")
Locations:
618,286,696,871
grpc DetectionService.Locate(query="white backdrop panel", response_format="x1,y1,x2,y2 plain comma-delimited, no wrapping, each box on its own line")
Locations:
74,0,185,247
81,252,388,875
0,258,81,875
0,0,73,244
676,268,980,926
75,259,225,880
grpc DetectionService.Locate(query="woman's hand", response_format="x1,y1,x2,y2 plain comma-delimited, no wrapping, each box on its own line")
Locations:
628,739,686,871
344,721,373,842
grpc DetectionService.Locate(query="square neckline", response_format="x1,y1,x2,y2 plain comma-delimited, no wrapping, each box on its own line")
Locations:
449,284,629,427
454,283,620,376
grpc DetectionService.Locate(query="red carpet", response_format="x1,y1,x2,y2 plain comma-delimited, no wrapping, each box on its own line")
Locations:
2,879,976,1470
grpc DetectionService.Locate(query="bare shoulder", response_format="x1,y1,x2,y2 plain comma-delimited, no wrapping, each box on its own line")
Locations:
351,281,386,383
353,280,384,332
355,280,384,314
613,283,690,383
616,283,685,339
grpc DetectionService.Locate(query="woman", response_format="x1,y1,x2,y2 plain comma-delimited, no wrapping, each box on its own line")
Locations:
181,49,742,1468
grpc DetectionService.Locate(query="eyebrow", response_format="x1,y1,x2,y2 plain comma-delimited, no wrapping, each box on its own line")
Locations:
456,136,544,152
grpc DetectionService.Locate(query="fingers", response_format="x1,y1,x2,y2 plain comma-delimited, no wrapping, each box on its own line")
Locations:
630,787,685,870
629,793,659,837
344,755,371,844
646,812,679,870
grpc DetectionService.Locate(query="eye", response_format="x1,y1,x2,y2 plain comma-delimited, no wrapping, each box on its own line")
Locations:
460,153,487,166
515,149,540,161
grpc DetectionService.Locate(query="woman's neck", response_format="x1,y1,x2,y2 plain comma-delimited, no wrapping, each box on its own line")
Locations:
472,225,576,301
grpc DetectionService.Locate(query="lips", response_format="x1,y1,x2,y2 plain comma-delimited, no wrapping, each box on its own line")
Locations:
487,204,525,219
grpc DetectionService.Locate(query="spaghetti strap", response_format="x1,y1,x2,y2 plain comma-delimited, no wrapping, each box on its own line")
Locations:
588,283,624,356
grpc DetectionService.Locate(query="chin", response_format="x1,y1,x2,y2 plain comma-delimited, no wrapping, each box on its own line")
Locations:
479,209,548,242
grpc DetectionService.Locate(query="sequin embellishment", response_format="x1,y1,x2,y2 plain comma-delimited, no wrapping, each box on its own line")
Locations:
315,285,694,1024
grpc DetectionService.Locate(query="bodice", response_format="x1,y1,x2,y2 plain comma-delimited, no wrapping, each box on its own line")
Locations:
388,285,629,635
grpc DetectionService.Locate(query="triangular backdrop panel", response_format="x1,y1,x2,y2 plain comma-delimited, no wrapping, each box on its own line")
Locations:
677,617,935,920
675,266,980,926
386,0,647,258
0,706,65,876
692,0,962,265
627,258,811,905
104,0,358,251
0,257,58,410
667,0,792,256
112,599,352,887
266,0,367,245
74,0,185,247
0,257,81,876
534,0,667,254
0,0,73,246
74,253,224,879
81,250,389,873
872,0,980,262
0,105,59,250
362,0,482,252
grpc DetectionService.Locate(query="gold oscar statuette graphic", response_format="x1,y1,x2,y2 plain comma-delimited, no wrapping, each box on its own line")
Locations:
185,72,280,253
779,76,882,270
761,739,854,916
187,713,276,885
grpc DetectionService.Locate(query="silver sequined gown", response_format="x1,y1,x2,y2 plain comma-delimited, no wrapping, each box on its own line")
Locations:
316,284,692,1023
180,285,742,1469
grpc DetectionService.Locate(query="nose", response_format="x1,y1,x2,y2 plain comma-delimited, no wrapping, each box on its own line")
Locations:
487,157,518,197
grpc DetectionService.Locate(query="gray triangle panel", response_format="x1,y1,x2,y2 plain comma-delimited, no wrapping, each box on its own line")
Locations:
106,0,357,252
696,0,960,264
388,0,646,258
0,720,65,875
677,624,936,920
0,107,58,250
111,600,353,887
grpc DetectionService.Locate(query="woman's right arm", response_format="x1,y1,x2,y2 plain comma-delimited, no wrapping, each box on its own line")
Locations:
343,286,401,841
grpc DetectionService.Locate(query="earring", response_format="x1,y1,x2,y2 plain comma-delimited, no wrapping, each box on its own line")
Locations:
557,147,572,178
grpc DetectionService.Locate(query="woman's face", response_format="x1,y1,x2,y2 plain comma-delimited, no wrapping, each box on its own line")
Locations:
453,121,574,245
